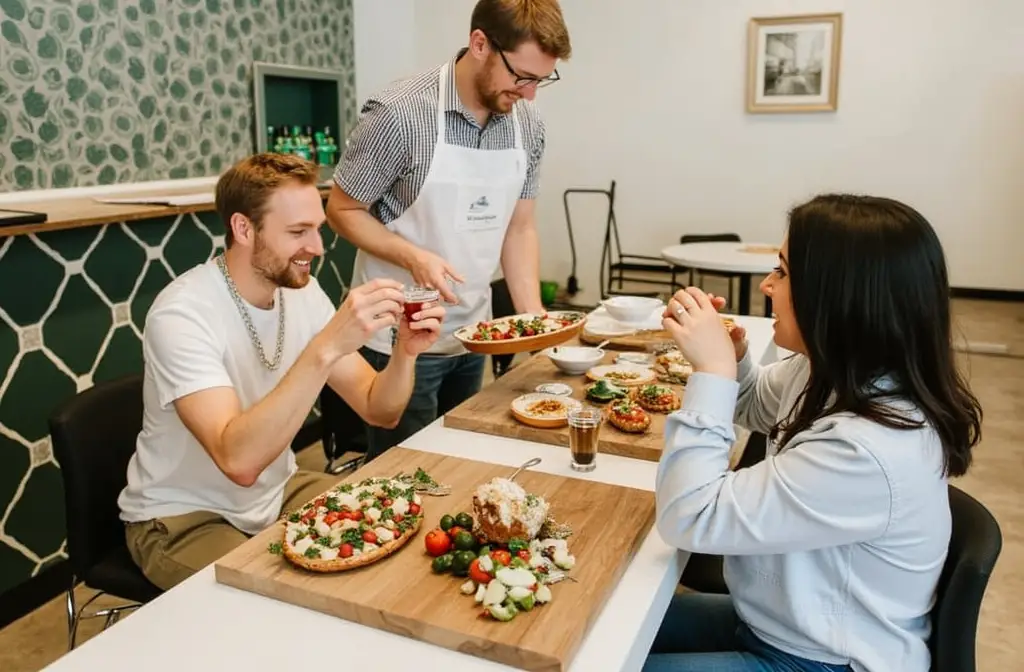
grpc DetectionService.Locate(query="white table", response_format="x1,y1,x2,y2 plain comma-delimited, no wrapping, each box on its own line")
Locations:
44,314,780,672
661,242,779,317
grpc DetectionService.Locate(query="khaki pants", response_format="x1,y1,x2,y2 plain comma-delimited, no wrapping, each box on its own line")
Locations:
125,469,341,591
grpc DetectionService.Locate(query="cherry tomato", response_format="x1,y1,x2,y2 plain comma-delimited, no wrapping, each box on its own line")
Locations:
468,558,492,584
323,512,340,526
362,530,378,545
490,549,512,566
516,549,531,561
408,502,421,516
424,528,452,557
339,543,354,558
351,510,364,521
382,498,393,507
448,525,465,541
392,513,404,523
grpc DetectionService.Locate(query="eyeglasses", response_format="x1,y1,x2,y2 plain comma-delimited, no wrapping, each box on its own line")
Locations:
488,37,560,89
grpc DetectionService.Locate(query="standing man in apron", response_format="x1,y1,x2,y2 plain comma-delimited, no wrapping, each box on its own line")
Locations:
326,0,572,461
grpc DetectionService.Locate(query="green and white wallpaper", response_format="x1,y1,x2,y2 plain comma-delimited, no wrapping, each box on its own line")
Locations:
0,213,355,596
0,0,357,191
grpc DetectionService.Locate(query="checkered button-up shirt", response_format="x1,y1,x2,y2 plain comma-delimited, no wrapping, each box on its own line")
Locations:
333,49,546,226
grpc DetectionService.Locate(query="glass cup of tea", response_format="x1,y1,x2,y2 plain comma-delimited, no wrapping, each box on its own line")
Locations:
403,286,440,322
567,406,603,472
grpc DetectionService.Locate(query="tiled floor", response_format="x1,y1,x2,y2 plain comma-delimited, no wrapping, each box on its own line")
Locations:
0,292,1021,671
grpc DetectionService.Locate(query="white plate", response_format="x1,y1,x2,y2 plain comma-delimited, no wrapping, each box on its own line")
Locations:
585,364,656,386
511,393,582,419
585,307,664,334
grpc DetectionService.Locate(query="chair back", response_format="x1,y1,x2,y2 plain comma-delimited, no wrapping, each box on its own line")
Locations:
319,385,368,461
491,278,516,319
929,485,1002,672
680,233,742,245
49,374,144,578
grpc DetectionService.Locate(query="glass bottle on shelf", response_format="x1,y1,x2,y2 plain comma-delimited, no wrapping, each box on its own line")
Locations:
323,126,337,165
291,125,310,160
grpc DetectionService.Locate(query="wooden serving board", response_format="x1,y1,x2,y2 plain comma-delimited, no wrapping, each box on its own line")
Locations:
445,351,682,463
214,447,655,672
579,326,673,350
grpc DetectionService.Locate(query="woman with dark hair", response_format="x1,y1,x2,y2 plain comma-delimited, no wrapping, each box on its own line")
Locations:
643,194,983,672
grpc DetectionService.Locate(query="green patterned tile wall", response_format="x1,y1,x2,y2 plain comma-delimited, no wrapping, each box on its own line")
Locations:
0,214,355,596
0,0,356,190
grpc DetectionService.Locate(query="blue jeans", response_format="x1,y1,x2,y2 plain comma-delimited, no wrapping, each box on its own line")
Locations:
359,347,485,462
643,593,852,672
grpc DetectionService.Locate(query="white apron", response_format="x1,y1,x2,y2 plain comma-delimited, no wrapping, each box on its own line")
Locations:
352,62,528,356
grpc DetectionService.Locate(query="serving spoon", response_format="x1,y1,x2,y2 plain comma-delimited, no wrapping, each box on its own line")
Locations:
509,457,542,481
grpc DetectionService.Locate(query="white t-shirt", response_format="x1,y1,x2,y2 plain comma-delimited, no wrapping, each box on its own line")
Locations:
118,258,337,535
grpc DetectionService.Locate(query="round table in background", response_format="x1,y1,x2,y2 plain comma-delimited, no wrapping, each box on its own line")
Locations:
661,242,779,316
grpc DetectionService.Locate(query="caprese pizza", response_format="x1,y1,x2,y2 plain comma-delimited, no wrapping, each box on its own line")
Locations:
607,398,651,433
269,475,426,572
633,384,682,413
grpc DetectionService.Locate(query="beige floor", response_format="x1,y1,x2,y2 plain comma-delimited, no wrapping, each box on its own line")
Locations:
0,294,1021,671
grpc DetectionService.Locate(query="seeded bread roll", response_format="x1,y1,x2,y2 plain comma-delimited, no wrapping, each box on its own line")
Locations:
472,477,550,544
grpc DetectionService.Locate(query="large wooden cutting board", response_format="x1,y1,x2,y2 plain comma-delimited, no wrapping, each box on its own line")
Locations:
445,351,681,463
214,447,655,672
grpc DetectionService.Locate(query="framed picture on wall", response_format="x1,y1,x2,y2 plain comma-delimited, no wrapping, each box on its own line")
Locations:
747,13,843,113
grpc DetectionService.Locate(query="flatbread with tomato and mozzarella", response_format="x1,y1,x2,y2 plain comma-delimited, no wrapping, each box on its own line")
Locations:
272,476,426,572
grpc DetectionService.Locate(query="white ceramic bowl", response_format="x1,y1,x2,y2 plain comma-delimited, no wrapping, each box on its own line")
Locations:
600,296,664,325
543,346,606,375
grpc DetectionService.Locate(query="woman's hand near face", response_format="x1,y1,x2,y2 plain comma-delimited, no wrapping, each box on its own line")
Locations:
662,288,740,379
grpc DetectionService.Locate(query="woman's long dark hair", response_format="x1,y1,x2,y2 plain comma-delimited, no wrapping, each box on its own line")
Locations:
770,194,982,477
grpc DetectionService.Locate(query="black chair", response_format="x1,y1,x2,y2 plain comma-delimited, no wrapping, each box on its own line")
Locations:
563,181,677,300
320,385,368,474
491,278,517,378
49,373,163,651
930,485,1002,672
676,233,743,311
678,470,1003,672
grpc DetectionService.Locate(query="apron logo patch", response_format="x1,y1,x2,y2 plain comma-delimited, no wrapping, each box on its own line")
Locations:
469,196,490,213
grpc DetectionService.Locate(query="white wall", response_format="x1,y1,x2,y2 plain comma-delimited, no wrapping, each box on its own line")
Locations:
351,0,417,116
355,0,1024,303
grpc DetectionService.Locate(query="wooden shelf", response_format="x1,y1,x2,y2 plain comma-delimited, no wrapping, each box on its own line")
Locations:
0,184,333,238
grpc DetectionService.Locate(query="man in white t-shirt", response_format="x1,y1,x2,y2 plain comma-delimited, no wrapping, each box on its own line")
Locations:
117,153,445,591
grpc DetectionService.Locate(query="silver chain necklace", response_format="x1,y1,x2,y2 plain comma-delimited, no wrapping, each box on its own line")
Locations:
216,254,285,370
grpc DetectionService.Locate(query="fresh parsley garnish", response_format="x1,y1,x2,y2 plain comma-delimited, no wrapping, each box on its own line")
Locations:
267,542,283,555
303,546,320,558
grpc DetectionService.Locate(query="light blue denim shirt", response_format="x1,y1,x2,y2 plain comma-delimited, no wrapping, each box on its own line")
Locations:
656,351,950,672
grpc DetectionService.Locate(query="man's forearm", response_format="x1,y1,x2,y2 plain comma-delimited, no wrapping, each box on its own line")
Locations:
365,349,417,428
219,340,334,485
501,223,544,313
329,206,420,271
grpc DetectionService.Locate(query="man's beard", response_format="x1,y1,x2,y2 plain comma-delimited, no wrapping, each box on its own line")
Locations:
251,233,310,290
475,68,520,114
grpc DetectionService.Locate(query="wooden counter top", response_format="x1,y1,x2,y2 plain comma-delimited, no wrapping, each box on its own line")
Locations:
0,184,333,238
